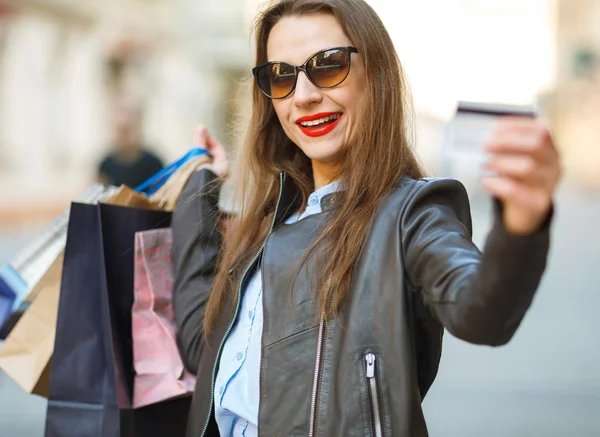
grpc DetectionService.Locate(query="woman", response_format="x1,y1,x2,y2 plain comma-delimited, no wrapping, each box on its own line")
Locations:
172,1,561,436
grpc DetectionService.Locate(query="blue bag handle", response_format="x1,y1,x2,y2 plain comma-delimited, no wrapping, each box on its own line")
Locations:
134,148,209,195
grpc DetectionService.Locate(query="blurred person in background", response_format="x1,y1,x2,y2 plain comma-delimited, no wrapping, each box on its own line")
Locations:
171,0,562,436
97,96,164,188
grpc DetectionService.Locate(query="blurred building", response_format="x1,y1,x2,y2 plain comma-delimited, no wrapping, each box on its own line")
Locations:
0,0,598,228
550,0,600,189
0,0,254,226
375,0,599,189
369,0,556,184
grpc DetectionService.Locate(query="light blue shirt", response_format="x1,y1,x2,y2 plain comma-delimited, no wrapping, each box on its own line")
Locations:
214,180,340,437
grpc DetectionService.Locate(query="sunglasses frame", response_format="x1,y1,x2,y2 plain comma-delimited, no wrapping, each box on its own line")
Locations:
252,46,359,100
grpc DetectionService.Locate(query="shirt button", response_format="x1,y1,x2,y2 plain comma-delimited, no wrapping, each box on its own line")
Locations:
308,196,318,206
235,352,243,361
248,310,253,319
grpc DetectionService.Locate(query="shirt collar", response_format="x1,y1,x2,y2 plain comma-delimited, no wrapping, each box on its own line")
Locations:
272,173,341,227
306,180,340,209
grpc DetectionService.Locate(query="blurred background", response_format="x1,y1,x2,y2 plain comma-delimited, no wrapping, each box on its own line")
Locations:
0,0,598,436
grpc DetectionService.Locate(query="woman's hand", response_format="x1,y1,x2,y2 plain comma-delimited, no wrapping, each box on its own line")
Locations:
193,125,230,179
481,118,562,236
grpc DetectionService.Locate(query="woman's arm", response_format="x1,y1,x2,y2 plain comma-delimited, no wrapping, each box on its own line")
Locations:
402,178,552,346
172,168,223,372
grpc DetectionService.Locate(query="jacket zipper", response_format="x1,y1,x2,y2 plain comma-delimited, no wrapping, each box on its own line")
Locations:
365,353,383,437
308,313,326,437
200,173,285,437
308,274,332,437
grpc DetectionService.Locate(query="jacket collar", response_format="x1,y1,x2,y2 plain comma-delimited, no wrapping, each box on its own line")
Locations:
271,172,302,227
272,172,340,227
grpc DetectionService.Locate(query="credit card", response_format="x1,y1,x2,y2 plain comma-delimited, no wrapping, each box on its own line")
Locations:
444,101,538,176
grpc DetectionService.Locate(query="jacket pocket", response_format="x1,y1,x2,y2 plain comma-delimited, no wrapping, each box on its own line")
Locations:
364,353,385,437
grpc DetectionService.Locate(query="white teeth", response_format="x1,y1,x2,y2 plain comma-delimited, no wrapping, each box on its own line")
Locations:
300,113,340,127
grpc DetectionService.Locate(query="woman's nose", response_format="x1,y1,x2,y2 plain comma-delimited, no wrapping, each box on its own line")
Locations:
293,71,322,107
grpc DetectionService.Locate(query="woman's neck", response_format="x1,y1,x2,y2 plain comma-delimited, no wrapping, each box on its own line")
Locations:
312,159,339,190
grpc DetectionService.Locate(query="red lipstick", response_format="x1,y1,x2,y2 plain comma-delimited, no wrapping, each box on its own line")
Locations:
296,112,342,138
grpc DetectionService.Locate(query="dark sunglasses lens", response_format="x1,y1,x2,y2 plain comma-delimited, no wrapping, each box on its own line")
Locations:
306,49,350,87
256,63,296,99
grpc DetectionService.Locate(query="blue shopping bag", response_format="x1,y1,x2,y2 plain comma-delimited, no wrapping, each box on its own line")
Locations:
0,265,27,327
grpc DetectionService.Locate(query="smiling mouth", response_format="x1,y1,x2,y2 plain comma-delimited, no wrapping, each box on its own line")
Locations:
296,112,343,137
298,113,340,127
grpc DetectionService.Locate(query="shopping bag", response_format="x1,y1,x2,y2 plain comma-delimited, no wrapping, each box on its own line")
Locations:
132,229,195,408
0,254,63,396
0,148,212,397
0,185,119,329
0,185,156,397
44,202,190,437
0,147,209,331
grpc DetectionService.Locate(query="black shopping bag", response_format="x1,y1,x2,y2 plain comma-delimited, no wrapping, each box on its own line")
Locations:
44,202,190,437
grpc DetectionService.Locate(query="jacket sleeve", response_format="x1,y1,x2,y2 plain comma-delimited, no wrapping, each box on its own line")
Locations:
172,168,222,372
402,178,552,346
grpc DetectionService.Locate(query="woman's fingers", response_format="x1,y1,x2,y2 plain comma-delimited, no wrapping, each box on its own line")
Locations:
480,117,562,235
192,124,230,178
206,134,226,158
485,155,537,180
485,118,558,159
481,175,553,235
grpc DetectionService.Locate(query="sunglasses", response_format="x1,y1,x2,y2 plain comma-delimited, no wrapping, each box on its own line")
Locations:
252,46,359,100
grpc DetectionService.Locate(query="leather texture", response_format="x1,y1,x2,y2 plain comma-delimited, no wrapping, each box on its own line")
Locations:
172,170,551,437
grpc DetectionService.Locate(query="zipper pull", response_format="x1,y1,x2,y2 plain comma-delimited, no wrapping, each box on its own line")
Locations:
365,353,376,378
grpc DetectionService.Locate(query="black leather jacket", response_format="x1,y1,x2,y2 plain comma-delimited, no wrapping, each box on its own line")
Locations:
172,169,551,437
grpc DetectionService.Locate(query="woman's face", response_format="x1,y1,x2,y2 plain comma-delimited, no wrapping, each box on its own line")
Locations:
267,13,366,166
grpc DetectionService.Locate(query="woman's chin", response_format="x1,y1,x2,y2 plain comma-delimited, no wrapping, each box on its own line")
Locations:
299,143,344,165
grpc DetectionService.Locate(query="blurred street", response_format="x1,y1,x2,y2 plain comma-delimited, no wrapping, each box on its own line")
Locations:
0,182,598,437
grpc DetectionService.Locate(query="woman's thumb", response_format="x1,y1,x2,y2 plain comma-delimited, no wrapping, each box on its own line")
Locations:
193,125,209,149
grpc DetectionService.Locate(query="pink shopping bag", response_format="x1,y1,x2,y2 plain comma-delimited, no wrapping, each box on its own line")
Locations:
132,228,196,408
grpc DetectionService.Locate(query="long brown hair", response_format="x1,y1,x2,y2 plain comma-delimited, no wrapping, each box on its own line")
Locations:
204,0,425,332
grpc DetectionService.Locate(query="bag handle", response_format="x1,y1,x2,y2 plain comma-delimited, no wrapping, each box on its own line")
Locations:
134,148,210,195
149,154,213,211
